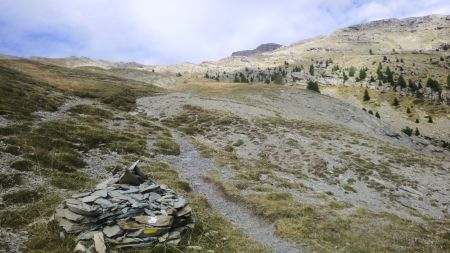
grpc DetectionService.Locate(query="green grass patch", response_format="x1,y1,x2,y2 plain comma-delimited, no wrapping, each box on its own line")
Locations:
10,159,34,171
67,104,113,120
0,173,23,188
25,220,76,253
0,191,61,229
154,134,181,155
50,171,95,191
3,189,43,205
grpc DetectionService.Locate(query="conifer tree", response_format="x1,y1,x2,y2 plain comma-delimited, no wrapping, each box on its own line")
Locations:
363,88,370,101
307,80,320,93
392,97,399,106
397,75,407,88
415,127,420,136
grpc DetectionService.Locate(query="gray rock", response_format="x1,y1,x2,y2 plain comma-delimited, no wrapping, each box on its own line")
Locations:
59,218,94,234
74,241,88,253
92,190,108,198
174,198,186,209
72,192,92,199
94,198,113,209
139,182,159,193
66,201,102,216
55,208,85,222
103,225,123,238
148,192,161,203
81,195,100,203
76,230,99,241
93,232,107,253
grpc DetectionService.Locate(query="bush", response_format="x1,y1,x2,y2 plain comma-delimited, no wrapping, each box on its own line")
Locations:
363,88,370,101
3,189,42,205
0,173,23,189
11,160,33,171
401,127,413,136
375,112,380,118
349,66,356,77
307,80,320,93
392,98,400,106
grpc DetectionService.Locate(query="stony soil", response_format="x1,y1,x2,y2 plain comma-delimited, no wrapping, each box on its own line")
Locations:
155,131,305,253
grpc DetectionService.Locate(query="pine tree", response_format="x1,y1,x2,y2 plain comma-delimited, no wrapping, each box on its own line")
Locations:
426,78,441,92
447,74,450,89
370,76,375,82
392,98,400,106
307,80,320,93
309,64,314,76
397,75,407,88
359,68,367,80
375,112,380,118
415,127,420,136
428,116,433,123
349,66,356,77
408,79,417,92
363,88,370,101
415,118,419,123
233,74,240,83
369,49,373,55
406,107,411,113
377,62,383,81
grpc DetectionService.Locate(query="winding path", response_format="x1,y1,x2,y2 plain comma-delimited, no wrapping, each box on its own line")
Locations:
156,132,304,253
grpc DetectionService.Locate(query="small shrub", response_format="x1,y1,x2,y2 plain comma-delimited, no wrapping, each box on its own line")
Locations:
392,98,400,106
154,137,181,155
363,88,370,101
68,104,113,119
224,145,234,152
0,173,23,188
307,80,320,93
3,189,42,205
11,160,33,171
3,145,22,155
401,127,413,136
50,172,93,191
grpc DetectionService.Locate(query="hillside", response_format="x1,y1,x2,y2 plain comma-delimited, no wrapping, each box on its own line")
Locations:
0,14,450,253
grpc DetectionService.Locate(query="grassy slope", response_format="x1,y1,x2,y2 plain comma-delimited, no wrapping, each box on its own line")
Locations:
161,101,450,253
0,59,266,253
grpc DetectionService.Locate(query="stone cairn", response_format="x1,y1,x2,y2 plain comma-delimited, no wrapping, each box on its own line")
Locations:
55,160,194,253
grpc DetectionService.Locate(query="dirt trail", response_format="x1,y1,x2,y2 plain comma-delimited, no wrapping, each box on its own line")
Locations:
155,131,305,253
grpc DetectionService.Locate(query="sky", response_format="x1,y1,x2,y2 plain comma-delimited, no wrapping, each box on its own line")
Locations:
0,0,449,64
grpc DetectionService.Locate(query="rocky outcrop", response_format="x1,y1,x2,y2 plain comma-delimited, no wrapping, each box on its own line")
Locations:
56,160,193,252
232,43,282,57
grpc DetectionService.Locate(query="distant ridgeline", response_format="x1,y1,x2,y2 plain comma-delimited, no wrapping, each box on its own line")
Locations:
231,43,283,57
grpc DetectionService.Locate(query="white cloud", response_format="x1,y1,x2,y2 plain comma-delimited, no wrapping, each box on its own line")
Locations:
0,0,448,64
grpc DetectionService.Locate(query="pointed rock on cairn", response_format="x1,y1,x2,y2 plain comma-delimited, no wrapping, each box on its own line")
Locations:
55,160,194,252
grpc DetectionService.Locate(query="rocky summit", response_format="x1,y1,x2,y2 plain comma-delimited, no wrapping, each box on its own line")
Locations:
55,161,193,252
